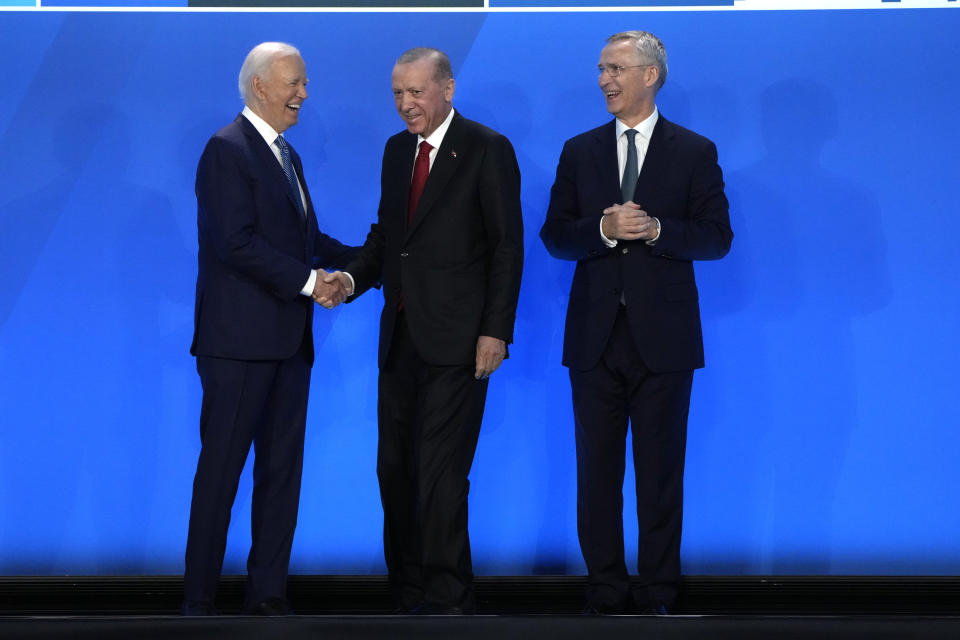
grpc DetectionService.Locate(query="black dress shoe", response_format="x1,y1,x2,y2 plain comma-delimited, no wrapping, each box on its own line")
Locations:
393,602,423,614
181,600,217,616
582,601,627,616
638,603,669,615
244,597,293,616
410,602,474,615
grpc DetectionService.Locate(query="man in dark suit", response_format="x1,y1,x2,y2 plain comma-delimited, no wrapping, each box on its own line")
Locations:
183,42,355,616
540,31,732,615
328,47,523,614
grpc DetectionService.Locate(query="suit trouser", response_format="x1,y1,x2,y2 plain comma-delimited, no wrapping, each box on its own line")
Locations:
184,345,311,609
377,312,488,610
570,306,693,610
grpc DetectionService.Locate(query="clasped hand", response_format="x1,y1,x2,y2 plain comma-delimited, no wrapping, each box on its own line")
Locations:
601,201,658,241
313,270,352,309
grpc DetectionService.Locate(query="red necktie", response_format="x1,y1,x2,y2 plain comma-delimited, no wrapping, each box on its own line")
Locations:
407,141,433,225
398,141,433,311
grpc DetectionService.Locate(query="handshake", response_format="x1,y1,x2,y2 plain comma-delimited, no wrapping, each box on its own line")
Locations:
312,269,353,309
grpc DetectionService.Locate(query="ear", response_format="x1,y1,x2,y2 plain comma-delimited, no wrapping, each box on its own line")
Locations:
251,75,266,101
645,66,660,89
444,78,456,103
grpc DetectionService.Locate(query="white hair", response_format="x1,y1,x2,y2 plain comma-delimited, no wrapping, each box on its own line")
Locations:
607,31,668,92
238,42,301,105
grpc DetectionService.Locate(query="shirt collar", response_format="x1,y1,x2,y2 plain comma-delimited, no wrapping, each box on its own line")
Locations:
419,107,456,150
242,105,283,147
616,106,659,141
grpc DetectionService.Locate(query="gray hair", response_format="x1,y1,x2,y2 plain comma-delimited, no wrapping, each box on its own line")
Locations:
607,31,668,92
238,42,302,105
395,47,453,84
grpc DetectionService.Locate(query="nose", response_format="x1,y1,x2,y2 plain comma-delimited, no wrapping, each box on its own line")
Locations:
298,83,308,100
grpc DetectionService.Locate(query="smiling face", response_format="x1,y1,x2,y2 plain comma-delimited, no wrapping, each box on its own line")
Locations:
251,53,308,133
598,39,659,127
392,58,454,138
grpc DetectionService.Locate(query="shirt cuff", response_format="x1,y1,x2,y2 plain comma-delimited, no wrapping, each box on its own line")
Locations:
600,217,617,248
645,217,661,246
342,272,355,296
301,269,317,296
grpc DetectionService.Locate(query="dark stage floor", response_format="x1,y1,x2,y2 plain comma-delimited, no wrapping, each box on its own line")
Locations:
3,614,960,640
3,576,960,638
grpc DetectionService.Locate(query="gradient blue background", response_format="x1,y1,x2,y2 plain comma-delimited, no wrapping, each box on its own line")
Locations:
0,9,957,576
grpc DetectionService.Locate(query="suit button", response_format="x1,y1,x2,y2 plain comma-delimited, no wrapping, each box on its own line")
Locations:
621,247,629,254
400,252,409,258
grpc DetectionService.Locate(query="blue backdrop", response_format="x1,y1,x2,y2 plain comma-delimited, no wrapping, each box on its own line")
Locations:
0,8,958,576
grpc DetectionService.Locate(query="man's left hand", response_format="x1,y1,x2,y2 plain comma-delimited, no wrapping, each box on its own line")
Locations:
475,336,506,380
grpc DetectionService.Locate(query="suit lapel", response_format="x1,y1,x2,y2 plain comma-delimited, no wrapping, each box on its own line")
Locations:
281,141,309,222
237,115,306,225
394,132,417,215
591,120,622,205
634,116,672,208
406,113,462,238
290,147,312,218
381,133,417,240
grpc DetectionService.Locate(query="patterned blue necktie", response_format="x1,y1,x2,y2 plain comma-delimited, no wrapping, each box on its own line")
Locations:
621,129,638,204
275,135,305,218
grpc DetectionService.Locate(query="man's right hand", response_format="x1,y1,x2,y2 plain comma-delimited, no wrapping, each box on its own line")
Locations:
312,270,350,309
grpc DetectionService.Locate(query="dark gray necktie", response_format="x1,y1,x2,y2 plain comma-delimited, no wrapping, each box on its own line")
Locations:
275,135,305,218
620,129,638,204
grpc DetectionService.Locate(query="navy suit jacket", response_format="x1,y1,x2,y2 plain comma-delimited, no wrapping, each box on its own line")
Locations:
191,114,355,364
346,113,524,368
540,115,733,373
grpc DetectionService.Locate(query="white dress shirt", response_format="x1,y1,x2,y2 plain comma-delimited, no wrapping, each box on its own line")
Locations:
241,106,315,296
413,107,456,173
600,107,661,247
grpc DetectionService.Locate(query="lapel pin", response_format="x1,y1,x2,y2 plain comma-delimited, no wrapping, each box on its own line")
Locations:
451,150,457,158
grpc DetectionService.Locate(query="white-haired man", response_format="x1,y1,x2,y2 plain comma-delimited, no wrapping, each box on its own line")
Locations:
182,42,355,616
